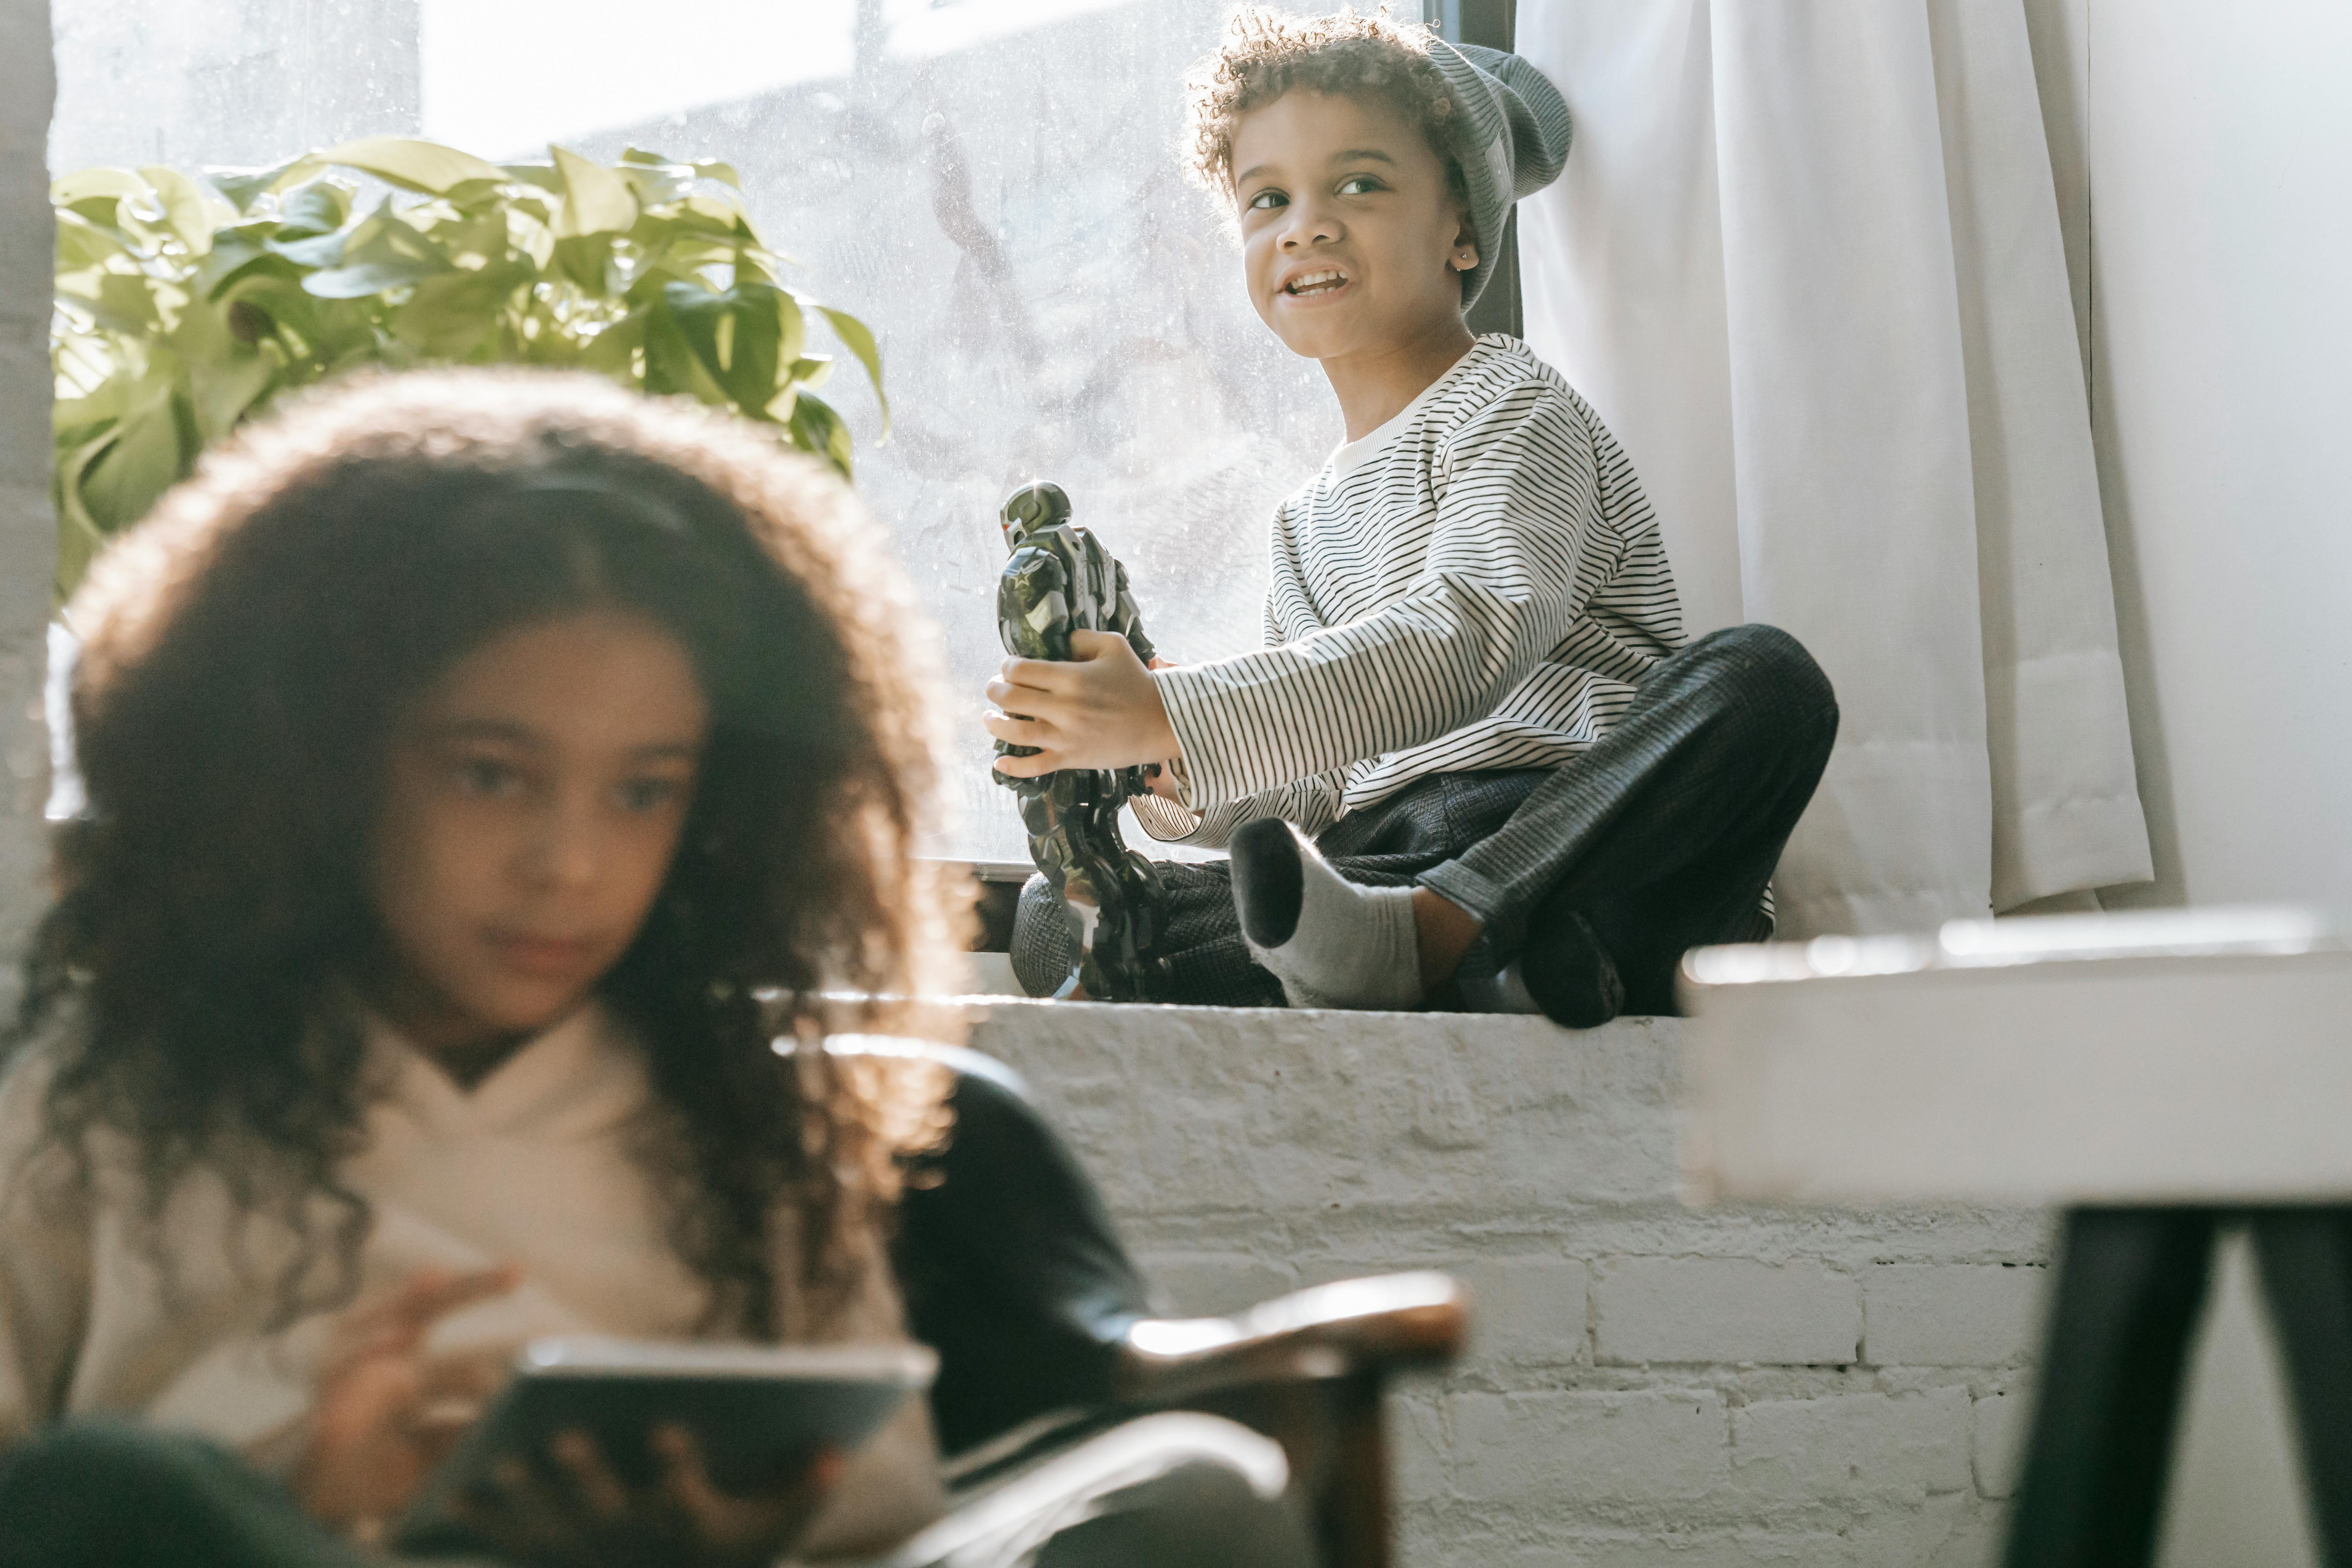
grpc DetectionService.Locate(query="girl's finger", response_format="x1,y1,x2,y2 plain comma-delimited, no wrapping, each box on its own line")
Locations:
652,1424,728,1525
457,1455,579,1555
375,1265,523,1347
549,1428,633,1521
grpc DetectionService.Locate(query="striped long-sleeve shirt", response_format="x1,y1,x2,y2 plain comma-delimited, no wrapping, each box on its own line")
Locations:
1137,335,1685,849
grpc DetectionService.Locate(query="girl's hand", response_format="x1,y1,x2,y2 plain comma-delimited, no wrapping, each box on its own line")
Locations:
985,630,1181,777
455,1424,844,1568
292,1265,522,1537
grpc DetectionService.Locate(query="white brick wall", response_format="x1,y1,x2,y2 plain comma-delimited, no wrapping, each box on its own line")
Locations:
969,1000,2054,1566
1594,1258,1860,1366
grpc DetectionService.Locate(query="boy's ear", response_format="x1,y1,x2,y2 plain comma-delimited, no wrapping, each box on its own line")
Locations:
1451,211,1480,274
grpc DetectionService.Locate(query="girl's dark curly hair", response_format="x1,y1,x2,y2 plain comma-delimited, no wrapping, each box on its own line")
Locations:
1182,5,1469,209
9,368,964,1333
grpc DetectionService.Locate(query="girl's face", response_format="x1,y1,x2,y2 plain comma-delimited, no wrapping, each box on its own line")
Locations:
1231,89,1473,363
366,607,710,1065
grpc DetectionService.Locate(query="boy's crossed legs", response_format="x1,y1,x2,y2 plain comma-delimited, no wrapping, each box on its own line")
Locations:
1243,623,1837,1021
1012,625,1837,1023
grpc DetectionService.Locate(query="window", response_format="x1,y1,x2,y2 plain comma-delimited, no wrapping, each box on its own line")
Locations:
53,0,1340,863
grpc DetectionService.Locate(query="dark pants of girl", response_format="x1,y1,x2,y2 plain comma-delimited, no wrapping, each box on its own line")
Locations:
1013,623,1839,1013
0,1415,1314,1568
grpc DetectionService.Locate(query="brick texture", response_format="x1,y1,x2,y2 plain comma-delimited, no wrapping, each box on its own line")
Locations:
972,1000,2049,1565
1865,1262,2048,1367
1595,1257,1862,1366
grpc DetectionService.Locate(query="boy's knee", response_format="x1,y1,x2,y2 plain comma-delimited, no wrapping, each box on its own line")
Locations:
1685,624,1838,739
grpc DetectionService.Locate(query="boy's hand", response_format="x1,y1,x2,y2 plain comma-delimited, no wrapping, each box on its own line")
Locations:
985,630,1181,776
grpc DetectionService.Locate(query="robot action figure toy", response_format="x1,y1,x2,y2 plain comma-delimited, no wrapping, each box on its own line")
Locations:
993,481,1171,1001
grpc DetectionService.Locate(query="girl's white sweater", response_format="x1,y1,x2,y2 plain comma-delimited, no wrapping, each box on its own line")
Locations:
0,1002,944,1558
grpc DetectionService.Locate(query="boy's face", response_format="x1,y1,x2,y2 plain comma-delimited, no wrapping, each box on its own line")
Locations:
367,608,708,1065
1230,89,1473,362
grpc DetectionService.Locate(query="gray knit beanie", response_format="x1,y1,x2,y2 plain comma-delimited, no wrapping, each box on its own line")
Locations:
1426,40,1572,307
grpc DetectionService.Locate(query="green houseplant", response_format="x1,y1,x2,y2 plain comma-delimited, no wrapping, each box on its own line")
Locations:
49,138,886,598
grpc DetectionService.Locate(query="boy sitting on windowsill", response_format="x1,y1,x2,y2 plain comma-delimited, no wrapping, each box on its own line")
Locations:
985,7,1838,1027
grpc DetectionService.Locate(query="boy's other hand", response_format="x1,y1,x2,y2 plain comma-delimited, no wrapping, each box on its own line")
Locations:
985,630,1181,776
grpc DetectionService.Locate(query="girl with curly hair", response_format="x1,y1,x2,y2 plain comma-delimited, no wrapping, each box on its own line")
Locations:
0,368,980,1564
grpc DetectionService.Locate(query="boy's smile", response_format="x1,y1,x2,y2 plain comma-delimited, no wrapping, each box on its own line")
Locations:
1230,89,1478,436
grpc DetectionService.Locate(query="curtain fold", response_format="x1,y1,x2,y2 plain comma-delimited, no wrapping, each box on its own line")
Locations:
1518,0,2150,936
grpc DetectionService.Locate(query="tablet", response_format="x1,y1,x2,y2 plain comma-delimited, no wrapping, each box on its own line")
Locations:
394,1336,937,1552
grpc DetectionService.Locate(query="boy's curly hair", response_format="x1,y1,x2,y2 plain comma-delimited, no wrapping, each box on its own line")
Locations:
1183,5,1468,203
11,368,964,1334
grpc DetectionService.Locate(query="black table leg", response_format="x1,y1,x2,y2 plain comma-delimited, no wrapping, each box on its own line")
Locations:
2005,1207,2219,1568
2251,1209,2352,1562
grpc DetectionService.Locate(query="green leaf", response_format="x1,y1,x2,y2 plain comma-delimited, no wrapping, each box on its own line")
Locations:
552,233,616,292
79,384,187,532
199,246,301,301
552,146,637,238
53,376,130,436
499,162,563,193
303,256,448,298
275,180,352,237
185,346,276,441
817,305,889,438
51,168,149,205
688,159,742,189
138,166,229,250
390,262,532,359
577,312,645,379
267,229,348,269
203,153,324,212
302,214,453,298
53,432,116,604
61,272,167,335
613,160,693,209
316,137,508,196
54,210,129,270
788,389,854,478
639,292,732,408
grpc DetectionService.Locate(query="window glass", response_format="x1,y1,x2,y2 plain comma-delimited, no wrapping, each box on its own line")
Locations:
52,0,1337,864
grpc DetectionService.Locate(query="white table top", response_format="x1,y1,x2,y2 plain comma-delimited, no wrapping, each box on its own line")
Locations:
1678,907,2352,1205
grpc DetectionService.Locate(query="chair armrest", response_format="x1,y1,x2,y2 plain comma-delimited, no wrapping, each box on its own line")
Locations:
1111,1272,1470,1405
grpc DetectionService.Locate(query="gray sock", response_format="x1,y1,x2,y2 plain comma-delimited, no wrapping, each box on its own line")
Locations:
1230,819,1423,1011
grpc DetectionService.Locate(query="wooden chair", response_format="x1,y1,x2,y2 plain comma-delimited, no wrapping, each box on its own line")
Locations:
864,1039,1468,1568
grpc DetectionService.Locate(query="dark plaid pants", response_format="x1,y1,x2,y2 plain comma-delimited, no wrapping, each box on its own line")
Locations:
1013,623,1838,1013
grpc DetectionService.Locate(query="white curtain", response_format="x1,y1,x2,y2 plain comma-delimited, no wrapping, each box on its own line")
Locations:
1517,0,2151,935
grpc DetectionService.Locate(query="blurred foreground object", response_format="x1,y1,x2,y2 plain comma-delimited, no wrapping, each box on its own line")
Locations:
1682,907,2352,1567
